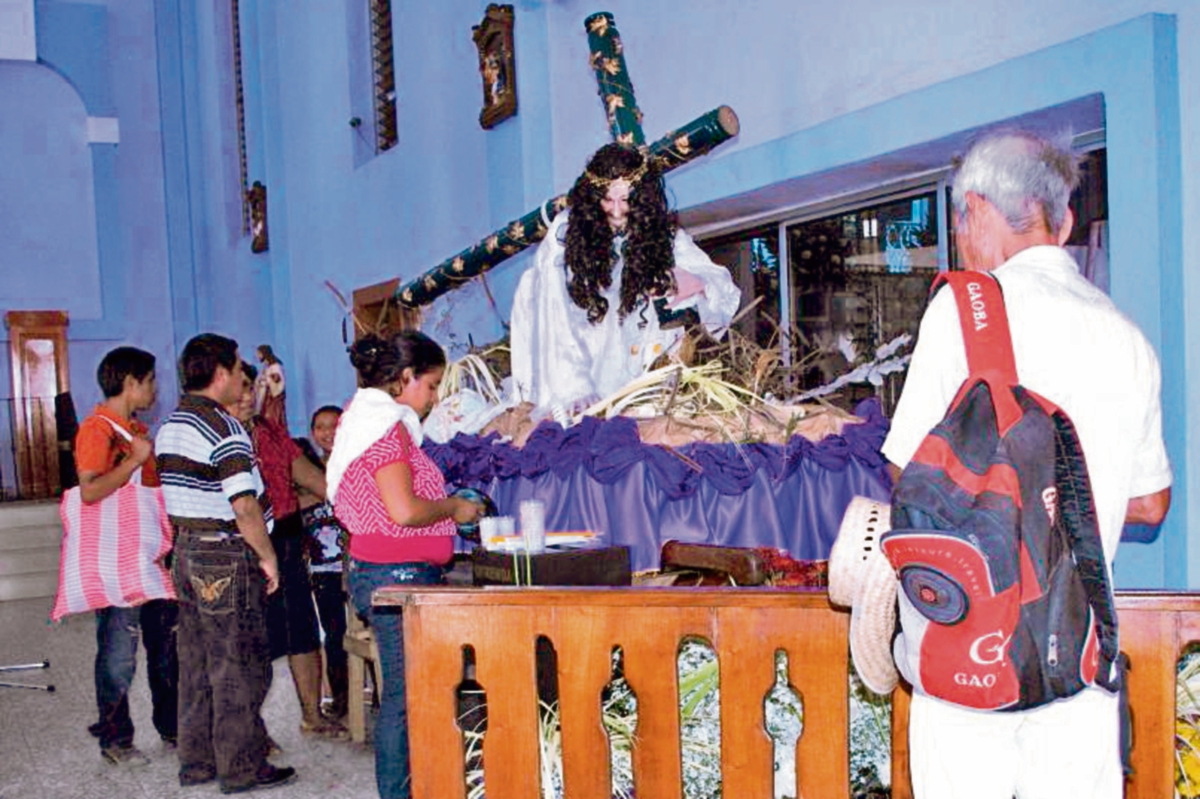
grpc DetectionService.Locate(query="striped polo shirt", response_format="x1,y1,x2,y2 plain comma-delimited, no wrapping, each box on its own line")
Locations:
155,393,274,536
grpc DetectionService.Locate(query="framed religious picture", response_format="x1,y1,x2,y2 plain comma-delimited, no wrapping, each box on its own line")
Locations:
246,181,268,253
473,4,517,129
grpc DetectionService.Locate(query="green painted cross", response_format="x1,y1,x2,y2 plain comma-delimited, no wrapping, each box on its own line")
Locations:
393,11,739,310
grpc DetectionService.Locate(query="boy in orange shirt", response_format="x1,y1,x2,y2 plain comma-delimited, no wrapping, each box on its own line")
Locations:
76,346,179,766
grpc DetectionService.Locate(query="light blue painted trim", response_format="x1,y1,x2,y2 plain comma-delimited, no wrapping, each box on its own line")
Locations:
78,143,128,340
665,13,1183,588
1148,16,1185,588
33,0,112,116
936,178,949,271
245,0,290,425
154,0,201,352
513,2,554,212
777,220,791,369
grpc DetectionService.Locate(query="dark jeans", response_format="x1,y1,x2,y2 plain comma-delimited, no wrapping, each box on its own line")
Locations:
92,599,179,750
311,569,349,714
347,559,445,799
173,533,271,786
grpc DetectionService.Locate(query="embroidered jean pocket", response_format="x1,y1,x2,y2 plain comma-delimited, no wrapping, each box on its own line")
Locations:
177,549,244,617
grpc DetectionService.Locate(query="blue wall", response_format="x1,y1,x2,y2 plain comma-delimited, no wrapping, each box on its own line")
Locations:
1,0,181,500
0,60,101,321
6,0,1199,587
219,2,1198,586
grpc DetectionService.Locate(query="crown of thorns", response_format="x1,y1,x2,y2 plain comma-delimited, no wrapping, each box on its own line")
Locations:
584,159,649,190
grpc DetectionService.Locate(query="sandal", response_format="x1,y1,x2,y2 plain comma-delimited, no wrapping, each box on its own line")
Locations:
300,717,349,740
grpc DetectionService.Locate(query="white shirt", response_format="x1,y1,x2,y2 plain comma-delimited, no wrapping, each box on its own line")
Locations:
882,245,1171,562
509,210,741,411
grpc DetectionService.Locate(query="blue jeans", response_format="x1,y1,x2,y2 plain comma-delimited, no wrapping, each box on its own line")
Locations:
347,559,444,799
93,599,179,750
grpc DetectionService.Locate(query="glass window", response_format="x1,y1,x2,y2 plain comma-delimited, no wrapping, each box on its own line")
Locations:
702,226,780,349
786,191,940,413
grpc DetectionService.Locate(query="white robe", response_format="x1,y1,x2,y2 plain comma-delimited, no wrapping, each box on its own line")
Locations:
510,210,741,411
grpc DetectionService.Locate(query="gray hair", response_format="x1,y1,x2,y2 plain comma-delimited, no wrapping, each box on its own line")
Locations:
951,130,1079,235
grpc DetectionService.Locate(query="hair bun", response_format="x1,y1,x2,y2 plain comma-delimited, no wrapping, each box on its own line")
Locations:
349,334,388,371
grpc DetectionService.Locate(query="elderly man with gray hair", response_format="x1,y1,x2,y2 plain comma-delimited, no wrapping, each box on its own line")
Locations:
880,130,1172,798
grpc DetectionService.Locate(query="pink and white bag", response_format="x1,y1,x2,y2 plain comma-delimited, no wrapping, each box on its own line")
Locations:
51,419,176,621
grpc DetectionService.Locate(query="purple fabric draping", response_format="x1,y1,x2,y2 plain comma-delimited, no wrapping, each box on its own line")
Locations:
425,399,893,572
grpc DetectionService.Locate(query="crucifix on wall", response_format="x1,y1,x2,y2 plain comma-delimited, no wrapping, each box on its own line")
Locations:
352,11,739,335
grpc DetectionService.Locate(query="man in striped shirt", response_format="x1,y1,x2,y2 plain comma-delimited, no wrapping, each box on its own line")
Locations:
156,334,297,794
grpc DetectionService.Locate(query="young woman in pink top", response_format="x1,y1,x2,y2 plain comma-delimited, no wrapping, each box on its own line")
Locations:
326,331,480,799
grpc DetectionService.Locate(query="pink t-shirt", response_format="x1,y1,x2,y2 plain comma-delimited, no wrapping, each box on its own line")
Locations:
334,423,454,565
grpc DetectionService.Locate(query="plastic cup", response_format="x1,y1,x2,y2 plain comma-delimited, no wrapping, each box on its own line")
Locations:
520,500,546,554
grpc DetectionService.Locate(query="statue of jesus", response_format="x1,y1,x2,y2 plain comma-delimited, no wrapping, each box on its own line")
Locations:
509,143,741,415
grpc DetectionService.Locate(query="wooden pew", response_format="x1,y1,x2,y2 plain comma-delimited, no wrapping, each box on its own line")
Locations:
374,587,1200,798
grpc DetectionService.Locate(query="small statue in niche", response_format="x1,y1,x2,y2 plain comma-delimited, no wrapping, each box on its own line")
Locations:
473,4,517,129
246,181,268,253
254,344,286,427
481,51,507,108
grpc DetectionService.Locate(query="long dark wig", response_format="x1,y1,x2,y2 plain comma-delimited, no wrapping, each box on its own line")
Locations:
564,144,677,324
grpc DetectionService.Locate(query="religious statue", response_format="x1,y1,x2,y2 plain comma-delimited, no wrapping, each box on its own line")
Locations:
254,344,287,427
473,4,517,129
509,143,741,415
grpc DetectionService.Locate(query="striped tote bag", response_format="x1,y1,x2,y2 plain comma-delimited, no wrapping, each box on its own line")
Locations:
51,424,176,621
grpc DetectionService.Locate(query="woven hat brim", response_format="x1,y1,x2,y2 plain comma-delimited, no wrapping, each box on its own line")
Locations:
829,496,890,608
850,549,899,695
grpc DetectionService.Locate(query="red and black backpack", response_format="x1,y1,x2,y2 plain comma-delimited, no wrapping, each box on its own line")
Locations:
882,271,1119,710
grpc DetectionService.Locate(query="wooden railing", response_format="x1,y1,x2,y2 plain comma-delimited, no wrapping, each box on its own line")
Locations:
375,587,1200,799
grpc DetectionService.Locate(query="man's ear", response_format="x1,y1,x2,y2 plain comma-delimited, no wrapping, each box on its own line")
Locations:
1056,206,1075,246
963,191,989,220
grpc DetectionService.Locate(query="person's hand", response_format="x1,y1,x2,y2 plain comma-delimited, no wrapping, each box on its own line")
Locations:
260,556,280,594
451,498,482,525
129,436,153,467
668,268,706,308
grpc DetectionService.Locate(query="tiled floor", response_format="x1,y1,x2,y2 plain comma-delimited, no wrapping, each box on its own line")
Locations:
0,596,379,799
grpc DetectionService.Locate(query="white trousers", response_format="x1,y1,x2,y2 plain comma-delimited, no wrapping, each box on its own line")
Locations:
909,688,1122,799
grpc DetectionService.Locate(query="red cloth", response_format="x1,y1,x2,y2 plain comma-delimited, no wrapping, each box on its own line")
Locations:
249,417,302,519
335,423,454,566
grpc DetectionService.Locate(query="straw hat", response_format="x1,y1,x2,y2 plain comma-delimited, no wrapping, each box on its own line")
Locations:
828,496,900,695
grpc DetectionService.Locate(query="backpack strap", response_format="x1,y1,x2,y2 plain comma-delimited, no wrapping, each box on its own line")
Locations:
936,272,1122,693
933,271,1022,433
1055,412,1123,692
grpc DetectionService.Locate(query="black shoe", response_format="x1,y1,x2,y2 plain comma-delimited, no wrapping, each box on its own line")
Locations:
179,768,216,787
219,765,297,794
87,721,103,738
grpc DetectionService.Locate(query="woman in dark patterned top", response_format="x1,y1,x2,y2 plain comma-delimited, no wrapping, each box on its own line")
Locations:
295,405,350,721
